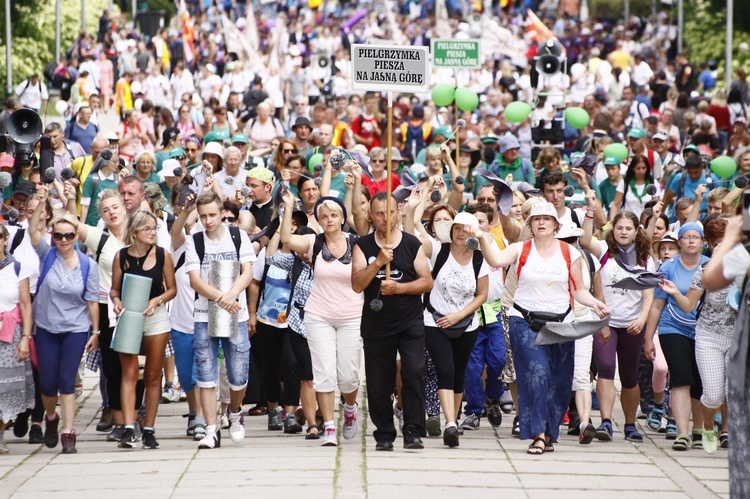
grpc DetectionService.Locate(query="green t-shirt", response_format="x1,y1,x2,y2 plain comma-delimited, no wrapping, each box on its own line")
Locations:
599,179,619,212
326,172,347,202
82,172,118,226
154,150,171,173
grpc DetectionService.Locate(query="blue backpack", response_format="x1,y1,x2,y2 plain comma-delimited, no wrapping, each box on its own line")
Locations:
37,248,91,299
403,122,427,160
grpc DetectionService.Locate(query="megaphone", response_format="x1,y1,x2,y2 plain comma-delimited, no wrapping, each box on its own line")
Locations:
539,38,563,57
7,109,42,167
536,54,561,76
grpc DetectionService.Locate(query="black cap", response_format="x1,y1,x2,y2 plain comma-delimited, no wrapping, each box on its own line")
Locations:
12,180,35,199
161,127,180,147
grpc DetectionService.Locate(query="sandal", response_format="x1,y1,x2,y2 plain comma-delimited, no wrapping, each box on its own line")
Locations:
305,425,321,440
624,424,644,443
544,437,554,453
248,405,268,416
527,437,545,455
719,431,729,449
672,434,691,451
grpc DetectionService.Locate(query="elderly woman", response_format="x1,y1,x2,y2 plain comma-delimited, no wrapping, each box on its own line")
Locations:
133,151,161,184
361,147,401,197
119,109,148,165
279,191,363,447
28,190,99,454
474,202,610,454
213,146,246,200
0,223,35,455
245,102,285,150
415,210,489,448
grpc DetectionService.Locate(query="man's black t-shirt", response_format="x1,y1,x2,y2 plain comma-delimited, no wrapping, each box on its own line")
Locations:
355,232,424,339
249,199,273,230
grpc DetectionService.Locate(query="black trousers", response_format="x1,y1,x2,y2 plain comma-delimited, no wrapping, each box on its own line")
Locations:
254,322,300,407
363,323,426,443
99,303,143,411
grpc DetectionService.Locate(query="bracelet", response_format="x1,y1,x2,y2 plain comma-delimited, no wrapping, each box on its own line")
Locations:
585,214,595,219
21,334,32,340
91,330,101,335
158,296,164,307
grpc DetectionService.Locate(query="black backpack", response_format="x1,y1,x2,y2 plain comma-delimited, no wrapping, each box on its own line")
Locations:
424,243,483,314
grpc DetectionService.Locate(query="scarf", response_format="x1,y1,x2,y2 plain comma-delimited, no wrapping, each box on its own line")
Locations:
0,252,15,271
617,242,637,268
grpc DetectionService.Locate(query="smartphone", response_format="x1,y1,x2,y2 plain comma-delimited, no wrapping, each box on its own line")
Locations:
743,191,750,236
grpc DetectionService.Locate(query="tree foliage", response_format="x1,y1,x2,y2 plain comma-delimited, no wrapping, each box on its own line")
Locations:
0,0,113,91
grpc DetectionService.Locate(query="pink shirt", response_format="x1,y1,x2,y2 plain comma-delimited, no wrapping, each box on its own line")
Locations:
303,234,363,320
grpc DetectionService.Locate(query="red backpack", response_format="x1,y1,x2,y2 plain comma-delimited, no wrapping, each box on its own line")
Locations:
516,239,576,310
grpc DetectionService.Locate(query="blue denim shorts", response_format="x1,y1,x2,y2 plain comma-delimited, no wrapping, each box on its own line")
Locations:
193,322,251,390
170,329,197,393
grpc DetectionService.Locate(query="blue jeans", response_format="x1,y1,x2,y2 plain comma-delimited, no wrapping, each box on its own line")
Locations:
464,316,506,416
193,322,250,391
509,316,574,441
171,329,197,393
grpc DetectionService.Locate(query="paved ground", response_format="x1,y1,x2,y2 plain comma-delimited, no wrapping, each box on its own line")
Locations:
0,369,729,499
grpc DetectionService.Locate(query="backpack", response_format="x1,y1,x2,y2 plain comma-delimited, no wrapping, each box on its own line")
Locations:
403,121,427,160
174,226,242,271
247,117,283,136
37,248,91,299
12,260,21,277
516,239,575,310
43,62,57,84
18,78,42,98
424,242,484,314
94,232,109,263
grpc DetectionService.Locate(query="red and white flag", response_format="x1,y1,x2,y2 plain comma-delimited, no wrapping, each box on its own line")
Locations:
179,0,196,63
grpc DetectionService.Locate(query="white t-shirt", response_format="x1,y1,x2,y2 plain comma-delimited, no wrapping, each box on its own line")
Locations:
6,227,50,295
596,239,655,328
184,226,256,323
573,246,602,321
198,74,222,101
84,226,124,304
0,260,32,314
213,169,248,199
423,239,490,331
507,240,580,320
486,240,505,303
615,180,653,218
723,243,750,288
558,207,586,229
169,244,195,334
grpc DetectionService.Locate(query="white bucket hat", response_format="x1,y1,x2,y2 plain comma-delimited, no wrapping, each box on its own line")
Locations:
525,201,560,227
434,212,479,244
555,223,584,240
199,141,225,160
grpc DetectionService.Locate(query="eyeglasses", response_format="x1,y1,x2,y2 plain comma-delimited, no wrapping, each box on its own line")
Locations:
222,216,236,223
282,148,298,154
371,159,386,163
680,235,702,241
140,226,158,233
477,197,496,204
53,232,76,241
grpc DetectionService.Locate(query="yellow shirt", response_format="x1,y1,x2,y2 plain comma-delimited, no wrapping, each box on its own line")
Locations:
71,155,94,216
115,79,133,116
609,50,631,71
489,223,507,250
333,121,349,147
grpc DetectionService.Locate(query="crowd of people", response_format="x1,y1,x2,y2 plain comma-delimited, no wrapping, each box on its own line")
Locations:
1,0,749,496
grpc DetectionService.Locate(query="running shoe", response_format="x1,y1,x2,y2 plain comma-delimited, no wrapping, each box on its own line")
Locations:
44,414,59,449
61,431,77,454
443,425,459,448
118,427,137,449
702,429,718,455
425,415,441,437
579,423,596,445
268,407,283,431
142,429,159,449
486,399,503,428
161,382,177,404
461,414,480,430
228,409,246,443
284,413,303,434
198,427,221,449
321,426,337,447
343,410,358,440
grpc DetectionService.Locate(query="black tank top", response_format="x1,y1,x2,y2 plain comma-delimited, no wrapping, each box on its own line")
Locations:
118,245,166,300
355,232,424,338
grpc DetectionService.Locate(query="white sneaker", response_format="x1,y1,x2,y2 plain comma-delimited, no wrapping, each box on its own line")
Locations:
198,426,221,449
161,383,176,403
321,426,337,447
169,386,182,403
227,410,246,444
0,441,8,454
219,413,230,430
343,411,358,440
178,389,187,402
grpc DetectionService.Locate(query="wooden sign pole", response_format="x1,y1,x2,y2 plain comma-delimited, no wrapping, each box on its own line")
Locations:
385,91,393,279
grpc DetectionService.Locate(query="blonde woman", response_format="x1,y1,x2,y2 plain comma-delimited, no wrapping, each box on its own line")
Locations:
110,210,176,449
133,151,160,184
280,192,364,447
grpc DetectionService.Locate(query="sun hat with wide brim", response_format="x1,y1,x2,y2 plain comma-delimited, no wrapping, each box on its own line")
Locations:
434,211,479,244
525,201,560,227
555,223,584,240
199,141,225,160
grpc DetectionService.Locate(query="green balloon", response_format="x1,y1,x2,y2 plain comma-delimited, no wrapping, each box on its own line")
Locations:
307,153,324,173
431,83,456,107
504,101,532,123
455,87,479,112
565,106,590,130
710,156,737,179
603,143,629,163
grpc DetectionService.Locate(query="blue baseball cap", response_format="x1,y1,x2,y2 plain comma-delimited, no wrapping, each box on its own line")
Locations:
678,222,704,239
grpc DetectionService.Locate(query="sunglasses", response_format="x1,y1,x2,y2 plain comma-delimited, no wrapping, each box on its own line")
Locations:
222,216,236,223
175,155,186,161
185,148,198,153
282,148,298,154
371,159,386,163
53,232,76,241
140,226,158,233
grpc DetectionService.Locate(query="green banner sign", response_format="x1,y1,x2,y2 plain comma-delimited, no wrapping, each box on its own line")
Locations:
432,39,481,69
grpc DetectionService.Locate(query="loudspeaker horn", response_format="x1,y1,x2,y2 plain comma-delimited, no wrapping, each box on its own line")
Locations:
7,109,42,145
536,54,561,76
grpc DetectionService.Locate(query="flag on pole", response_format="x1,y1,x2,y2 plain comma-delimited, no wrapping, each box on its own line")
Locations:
526,10,557,46
179,0,196,63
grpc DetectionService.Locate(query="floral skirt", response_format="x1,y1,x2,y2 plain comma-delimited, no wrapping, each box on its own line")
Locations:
0,324,35,424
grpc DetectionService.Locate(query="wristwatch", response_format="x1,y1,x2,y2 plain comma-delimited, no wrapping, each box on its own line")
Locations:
91,330,101,336
158,296,164,307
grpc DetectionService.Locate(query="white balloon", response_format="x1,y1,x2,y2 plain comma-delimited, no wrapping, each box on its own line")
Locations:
55,100,68,115
134,98,143,112
130,81,142,94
